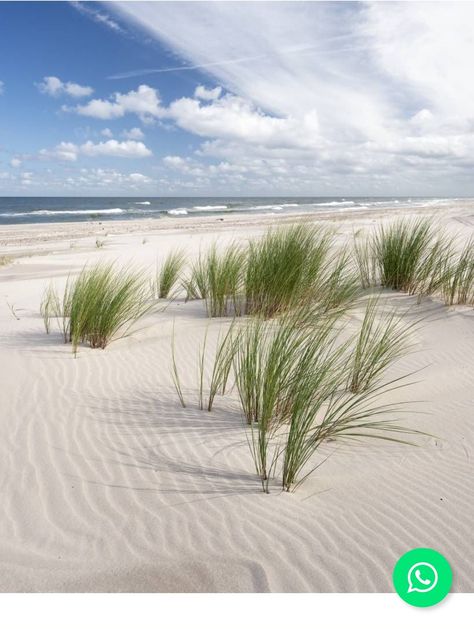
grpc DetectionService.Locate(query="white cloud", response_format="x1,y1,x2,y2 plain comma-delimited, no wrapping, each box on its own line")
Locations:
128,172,151,183
80,140,151,158
68,99,123,119
101,128,114,138
0,80,4,95
71,2,124,33
20,172,34,186
39,142,79,161
108,1,474,194
72,85,162,122
122,127,144,140
38,76,93,98
10,158,22,168
194,85,222,101
163,155,187,169
39,139,152,161
165,94,319,149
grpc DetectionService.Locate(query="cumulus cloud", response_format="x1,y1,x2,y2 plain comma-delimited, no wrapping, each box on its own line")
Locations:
80,140,151,158
101,128,114,138
163,155,187,169
166,94,319,149
194,85,222,101
39,139,152,161
10,158,22,168
37,76,93,98
0,80,4,95
127,172,151,183
72,85,162,121
71,84,319,150
39,142,79,162
122,127,144,140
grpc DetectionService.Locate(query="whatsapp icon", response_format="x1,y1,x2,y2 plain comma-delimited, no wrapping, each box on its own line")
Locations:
393,548,452,607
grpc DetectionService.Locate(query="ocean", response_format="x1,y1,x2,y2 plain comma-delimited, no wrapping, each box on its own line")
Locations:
0,196,462,225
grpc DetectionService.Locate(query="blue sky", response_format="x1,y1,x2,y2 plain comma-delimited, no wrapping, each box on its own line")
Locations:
1,1,473,196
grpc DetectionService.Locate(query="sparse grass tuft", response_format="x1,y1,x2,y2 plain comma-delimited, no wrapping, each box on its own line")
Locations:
182,253,208,301
170,321,186,408
0,255,12,267
232,308,344,491
441,238,474,305
348,296,417,394
230,301,421,492
314,247,361,314
155,249,187,299
353,231,378,289
41,263,151,353
203,244,245,317
207,322,238,411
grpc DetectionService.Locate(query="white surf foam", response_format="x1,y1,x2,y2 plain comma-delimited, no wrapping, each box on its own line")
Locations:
0,208,126,218
313,201,356,207
193,205,228,211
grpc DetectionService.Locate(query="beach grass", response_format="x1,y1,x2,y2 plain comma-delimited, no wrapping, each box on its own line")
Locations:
41,263,151,353
441,238,474,305
155,249,186,299
353,231,378,289
348,296,417,394
244,224,334,318
0,255,12,267
170,321,186,408
207,322,238,411
182,252,209,301
354,218,474,305
373,217,434,292
201,243,246,317
231,307,342,491
314,246,361,314
281,377,420,491
228,298,420,492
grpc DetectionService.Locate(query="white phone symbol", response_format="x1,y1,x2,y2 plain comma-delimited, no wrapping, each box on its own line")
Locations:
415,570,431,586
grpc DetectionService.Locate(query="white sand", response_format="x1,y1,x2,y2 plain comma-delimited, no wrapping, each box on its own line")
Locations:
0,202,473,592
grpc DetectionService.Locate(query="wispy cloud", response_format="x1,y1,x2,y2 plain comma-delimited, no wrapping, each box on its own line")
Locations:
107,54,273,80
71,1,124,34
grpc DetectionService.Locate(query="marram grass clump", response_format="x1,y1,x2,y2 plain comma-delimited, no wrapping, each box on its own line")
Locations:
203,244,245,317
154,249,187,299
172,299,422,493
41,263,151,353
348,296,418,394
441,238,474,306
373,217,434,292
182,243,245,315
244,224,334,318
353,217,474,304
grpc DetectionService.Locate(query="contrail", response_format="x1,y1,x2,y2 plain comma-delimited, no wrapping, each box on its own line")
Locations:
107,55,269,80
107,39,376,81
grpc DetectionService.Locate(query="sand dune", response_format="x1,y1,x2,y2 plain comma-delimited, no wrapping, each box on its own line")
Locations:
0,204,473,592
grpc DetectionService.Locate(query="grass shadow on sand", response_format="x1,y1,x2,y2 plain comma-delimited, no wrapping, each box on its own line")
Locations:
64,391,261,498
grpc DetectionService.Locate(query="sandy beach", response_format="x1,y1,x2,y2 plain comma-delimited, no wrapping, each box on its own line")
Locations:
0,201,473,593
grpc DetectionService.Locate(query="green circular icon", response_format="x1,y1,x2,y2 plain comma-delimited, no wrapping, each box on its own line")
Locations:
393,548,452,607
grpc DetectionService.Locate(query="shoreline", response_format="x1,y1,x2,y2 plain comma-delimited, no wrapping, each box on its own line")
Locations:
1,199,473,256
